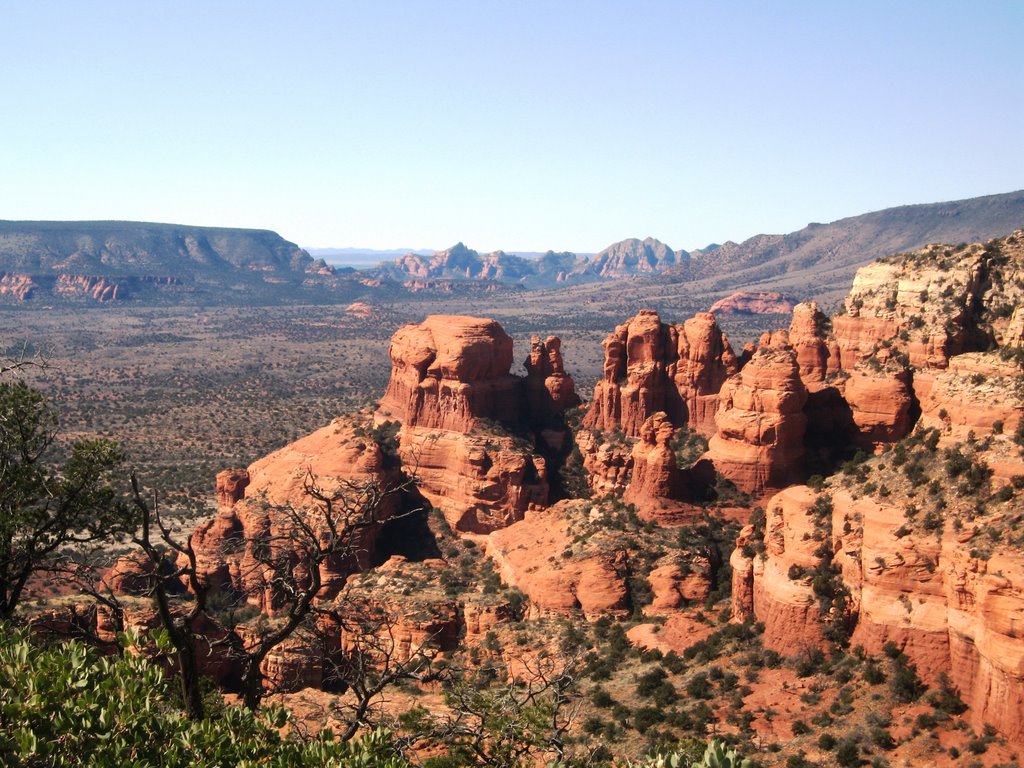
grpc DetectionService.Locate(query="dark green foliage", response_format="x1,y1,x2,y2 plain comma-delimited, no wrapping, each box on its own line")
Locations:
0,382,132,618
368,419,401,465
0,625,408,766
686,672,713,699
635,667,669,697
633,706,664,733
927,674,967,715
791,720,811,735
890,659,926,703
835,740,860,767
863,661,886,685
871,727,895,750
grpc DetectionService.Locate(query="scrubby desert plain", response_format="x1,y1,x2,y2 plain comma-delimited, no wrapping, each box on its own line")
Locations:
0,290,779,512
5,225,1024,768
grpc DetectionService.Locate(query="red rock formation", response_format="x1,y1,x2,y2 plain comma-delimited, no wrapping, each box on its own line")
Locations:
485,501,630,619
377,315,520,432
673,313,743,435
707,345,808,495
585,309,740,438
623,412,690,521
917,352,1024,441
648,559,712,612
55,274,125,302
843,367,916,449
574,429,633,497
738,482,1024,746
216,468,250,508
399,426,547,534
730,526,756,622
709,291,796,316
524,335,580,419
106,553,158,597
376,315,568,534
788,302,831,389
0,273,35,300
189,417,400,610
745,486,828,655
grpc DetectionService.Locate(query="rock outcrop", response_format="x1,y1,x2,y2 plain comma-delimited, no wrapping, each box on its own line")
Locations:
377,315,520,432
0,273,35,300
787,302,831,389
709,291,796,316
584,310,740,438
524,335,580,420
574,429,633,497
624,413,686,508
916,352,1024,442
54,274,126,302
399,427,547,533
376,315,578,533
485,501,631,619
706,345,808,496
189,417,401,610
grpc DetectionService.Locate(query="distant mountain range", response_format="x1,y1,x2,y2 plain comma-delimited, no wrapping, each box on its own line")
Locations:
366,237,686,288
363,190,1024,292
0,189,1021,304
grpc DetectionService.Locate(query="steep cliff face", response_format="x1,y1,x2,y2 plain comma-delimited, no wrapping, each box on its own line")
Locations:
55,274,127,302
376,315,578,534
0,273,35,300
740,486,828,655
399,427,548,534
737,419,1024,743
584,310,740,438
706,345,808,496
725,231,1024,747
377,315,520,432
916,352,1024,442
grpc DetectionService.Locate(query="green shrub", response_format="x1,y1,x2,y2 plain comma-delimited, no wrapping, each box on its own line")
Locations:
0,625,408,767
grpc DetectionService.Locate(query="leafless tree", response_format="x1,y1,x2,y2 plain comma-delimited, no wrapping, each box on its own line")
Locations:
0,343,50,378
125,465,422,723
129,472,210,720
314,588,444,742
420,649,584,767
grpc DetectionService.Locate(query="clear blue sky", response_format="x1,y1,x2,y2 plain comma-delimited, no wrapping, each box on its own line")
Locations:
1,1,1021,253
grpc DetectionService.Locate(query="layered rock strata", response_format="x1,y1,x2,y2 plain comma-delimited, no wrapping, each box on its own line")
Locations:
706,345,808,496
584,310,741,438
377,315,520,432
377,315,575,533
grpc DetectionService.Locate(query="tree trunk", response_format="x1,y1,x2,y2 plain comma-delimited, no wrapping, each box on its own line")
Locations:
178,643,205,720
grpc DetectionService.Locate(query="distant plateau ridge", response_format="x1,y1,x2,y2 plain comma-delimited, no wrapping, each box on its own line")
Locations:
0,189,1021,304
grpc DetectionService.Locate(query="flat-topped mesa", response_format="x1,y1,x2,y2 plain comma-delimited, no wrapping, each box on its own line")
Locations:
706,343,808,496
584,309,741,438
524,335,580,420
377,315,520,432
